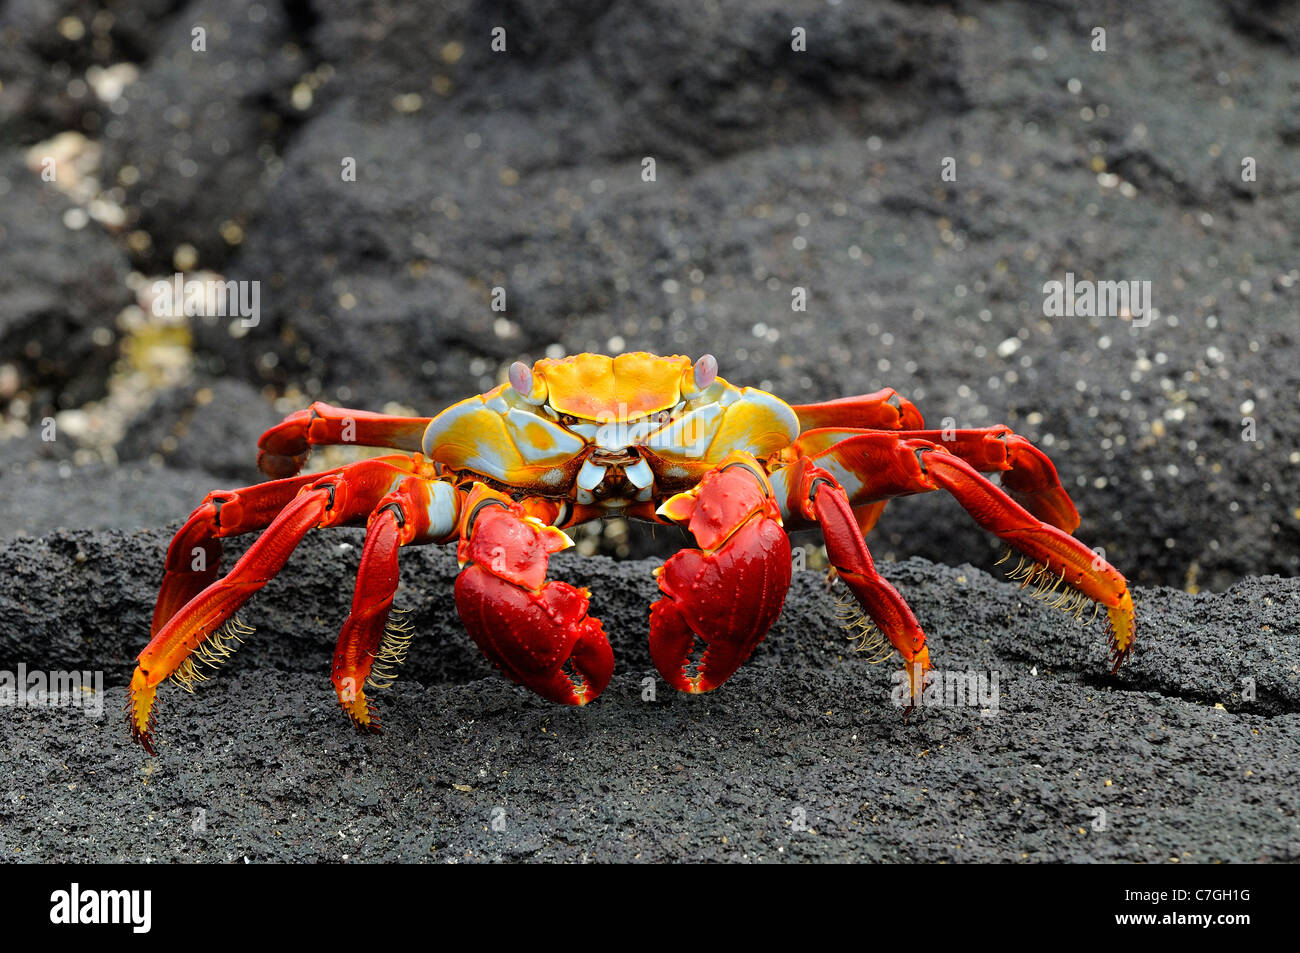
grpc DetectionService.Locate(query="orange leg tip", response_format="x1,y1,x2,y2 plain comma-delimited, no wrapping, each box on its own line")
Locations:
128,673,159,755
341,694,384,733
899,653,931,718
1105,591,1137,671
334,674,381,731
348,710,384,734
1111,611,1136,645
905,647,932,701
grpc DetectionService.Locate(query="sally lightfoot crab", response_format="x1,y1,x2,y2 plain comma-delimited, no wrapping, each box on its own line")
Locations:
128,352,1135,752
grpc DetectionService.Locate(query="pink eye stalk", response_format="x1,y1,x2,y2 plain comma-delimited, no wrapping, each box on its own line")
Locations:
508,361,534,396
693,354,717,390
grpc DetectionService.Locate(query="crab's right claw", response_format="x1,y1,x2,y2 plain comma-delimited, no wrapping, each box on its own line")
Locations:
453,498,614,706
649,457,792,693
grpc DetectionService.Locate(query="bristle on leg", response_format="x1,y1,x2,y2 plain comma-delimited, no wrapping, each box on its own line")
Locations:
337,609,418,733
832,584,897,664
168,615,252,689
999,549,1136,670
366,609,415,691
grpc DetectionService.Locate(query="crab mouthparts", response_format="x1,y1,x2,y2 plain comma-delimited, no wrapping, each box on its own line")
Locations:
589,448,639,467
576,450,656,502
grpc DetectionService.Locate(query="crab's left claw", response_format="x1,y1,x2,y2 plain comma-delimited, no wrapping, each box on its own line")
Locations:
454,491,614,706
650,455,792,693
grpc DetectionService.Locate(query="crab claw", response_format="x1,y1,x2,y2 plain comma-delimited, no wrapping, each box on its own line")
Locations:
650,458,792,693
454,499,613,705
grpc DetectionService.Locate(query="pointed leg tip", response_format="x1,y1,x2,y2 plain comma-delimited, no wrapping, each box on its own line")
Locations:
344,709,383,734
129,715,158,755
338,689,382,733
1104,598,1136,673
127,675,160,754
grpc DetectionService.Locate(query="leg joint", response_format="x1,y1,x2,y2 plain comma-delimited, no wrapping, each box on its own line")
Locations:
378,501,407,528
807,474,837,502
720,458,769,493
319,481,338,511
465,497,510,536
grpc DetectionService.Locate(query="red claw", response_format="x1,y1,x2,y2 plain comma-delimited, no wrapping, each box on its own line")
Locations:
454,500,613,706
650,459,792,693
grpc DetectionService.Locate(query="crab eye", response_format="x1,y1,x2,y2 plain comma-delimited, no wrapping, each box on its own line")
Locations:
542,404,581,426
648,403,685,428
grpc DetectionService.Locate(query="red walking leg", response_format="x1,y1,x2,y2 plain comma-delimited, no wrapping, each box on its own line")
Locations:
128,456,420,753
789,388,925,431
331,476,459,730
891,427,1080,532
257,401,432,478
779,437,1135,675
150,468,351,636
785,460,932,709
785,427,1080,533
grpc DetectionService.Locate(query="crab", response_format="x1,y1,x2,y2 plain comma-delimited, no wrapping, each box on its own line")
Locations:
127,352,1136,752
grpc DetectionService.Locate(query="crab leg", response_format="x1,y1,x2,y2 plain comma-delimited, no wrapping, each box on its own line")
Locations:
150,467,357,637
453,485,614,706
892,427,1079,532
649,454,792,693
332,476,460,730
257,401,432,478
785,426,1079,531
128,457,417,753
790,388,925,431
912,444,1135,667
778,435,1135,671
786,460,931,708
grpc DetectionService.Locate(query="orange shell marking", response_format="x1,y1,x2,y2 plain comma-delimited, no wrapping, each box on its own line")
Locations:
535,353,693,420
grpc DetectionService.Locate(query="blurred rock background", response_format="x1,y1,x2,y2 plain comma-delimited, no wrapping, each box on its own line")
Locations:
2,0,1297,590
